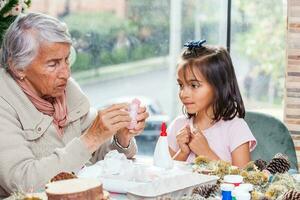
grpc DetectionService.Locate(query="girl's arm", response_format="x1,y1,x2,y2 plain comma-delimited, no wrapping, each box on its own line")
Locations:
231,142,251,168
169,147,189,161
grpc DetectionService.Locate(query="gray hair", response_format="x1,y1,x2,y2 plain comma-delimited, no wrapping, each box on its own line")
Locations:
1,12,72,70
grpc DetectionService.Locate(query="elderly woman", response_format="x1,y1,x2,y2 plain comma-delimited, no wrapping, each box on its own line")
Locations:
0,12,148,197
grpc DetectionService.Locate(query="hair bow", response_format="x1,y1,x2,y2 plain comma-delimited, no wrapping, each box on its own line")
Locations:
184,39,206,49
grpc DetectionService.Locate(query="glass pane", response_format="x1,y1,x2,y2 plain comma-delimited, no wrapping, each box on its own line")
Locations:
30,0,227,156
231,0,287,121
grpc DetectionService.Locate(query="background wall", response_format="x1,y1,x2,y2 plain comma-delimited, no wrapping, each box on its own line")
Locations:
285,0,300,169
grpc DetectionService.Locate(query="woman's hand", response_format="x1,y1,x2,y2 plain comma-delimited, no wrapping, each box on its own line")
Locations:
188,132,219,160
115,106,149,147
176,125,191,156
81,103,131,153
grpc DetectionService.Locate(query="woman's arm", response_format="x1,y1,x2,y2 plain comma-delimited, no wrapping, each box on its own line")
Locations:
0,98,92,195
231,142,251,168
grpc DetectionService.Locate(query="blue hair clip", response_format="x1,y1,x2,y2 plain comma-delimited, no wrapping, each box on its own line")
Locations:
184,39,206,49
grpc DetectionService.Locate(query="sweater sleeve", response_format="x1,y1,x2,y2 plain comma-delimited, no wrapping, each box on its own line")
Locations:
0,98,92,195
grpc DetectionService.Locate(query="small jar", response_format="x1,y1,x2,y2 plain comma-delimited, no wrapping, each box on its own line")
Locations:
220,183,235,200
235,183,253,192
235,191,251,200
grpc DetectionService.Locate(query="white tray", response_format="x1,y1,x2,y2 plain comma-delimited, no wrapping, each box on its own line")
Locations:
78,161,218,197
126,173,218,199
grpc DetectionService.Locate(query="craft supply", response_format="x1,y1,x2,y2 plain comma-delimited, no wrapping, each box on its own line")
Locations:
224,175,243,186
220,183,234,200
153,122,173,169
127,98,141,129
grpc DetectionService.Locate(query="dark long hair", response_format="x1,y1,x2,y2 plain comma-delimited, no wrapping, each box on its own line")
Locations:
180,45,245,121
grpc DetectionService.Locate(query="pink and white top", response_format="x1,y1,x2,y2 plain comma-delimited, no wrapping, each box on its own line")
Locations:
167,115,257,163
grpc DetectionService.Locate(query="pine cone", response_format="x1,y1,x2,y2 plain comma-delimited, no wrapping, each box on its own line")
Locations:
192,184,219,198
179,194,206,200
274,153,289,160
50,172,77,182
265,157,290,174
282,190,300,200
254,159,267,171
181,194,206,200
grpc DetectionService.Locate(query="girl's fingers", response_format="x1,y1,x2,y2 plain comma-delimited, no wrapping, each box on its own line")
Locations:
190,133,195,139
185,125,192,134
177,131,186,138
178,137,189,144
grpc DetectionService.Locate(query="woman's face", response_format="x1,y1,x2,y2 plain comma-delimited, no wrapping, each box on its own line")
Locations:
21,42,71,98
177,64,214,116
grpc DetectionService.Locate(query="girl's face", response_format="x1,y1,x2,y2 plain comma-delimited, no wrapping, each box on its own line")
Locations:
177,64,214,116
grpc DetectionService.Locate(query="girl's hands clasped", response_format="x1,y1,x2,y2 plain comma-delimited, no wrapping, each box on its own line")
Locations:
188,130,210,156
176,125,192,155
188,129,220,160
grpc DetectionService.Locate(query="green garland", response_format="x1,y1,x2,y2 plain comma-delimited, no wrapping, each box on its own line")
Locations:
0,0,31,46
0,0,19,17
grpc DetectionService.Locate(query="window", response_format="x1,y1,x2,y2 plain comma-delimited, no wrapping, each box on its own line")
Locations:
231,0,286,120
30,0,285,155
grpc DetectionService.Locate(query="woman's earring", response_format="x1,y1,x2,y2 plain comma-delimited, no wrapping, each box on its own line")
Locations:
20,76,24,80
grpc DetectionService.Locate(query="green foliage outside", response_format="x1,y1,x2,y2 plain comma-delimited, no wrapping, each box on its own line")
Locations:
232,0,285,103
63,0,170,72
182,0,223,45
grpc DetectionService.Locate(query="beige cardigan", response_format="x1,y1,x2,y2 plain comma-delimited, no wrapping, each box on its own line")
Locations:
0,68,137,198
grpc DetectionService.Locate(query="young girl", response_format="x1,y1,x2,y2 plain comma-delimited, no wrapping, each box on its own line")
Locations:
168,40,256,168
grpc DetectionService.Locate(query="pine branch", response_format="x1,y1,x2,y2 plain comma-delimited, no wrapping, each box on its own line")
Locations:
25,0,31,7
0,0,19,17
0,15,16,46
0,0,32,46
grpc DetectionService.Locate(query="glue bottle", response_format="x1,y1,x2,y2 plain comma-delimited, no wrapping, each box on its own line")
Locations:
153,122,174,169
